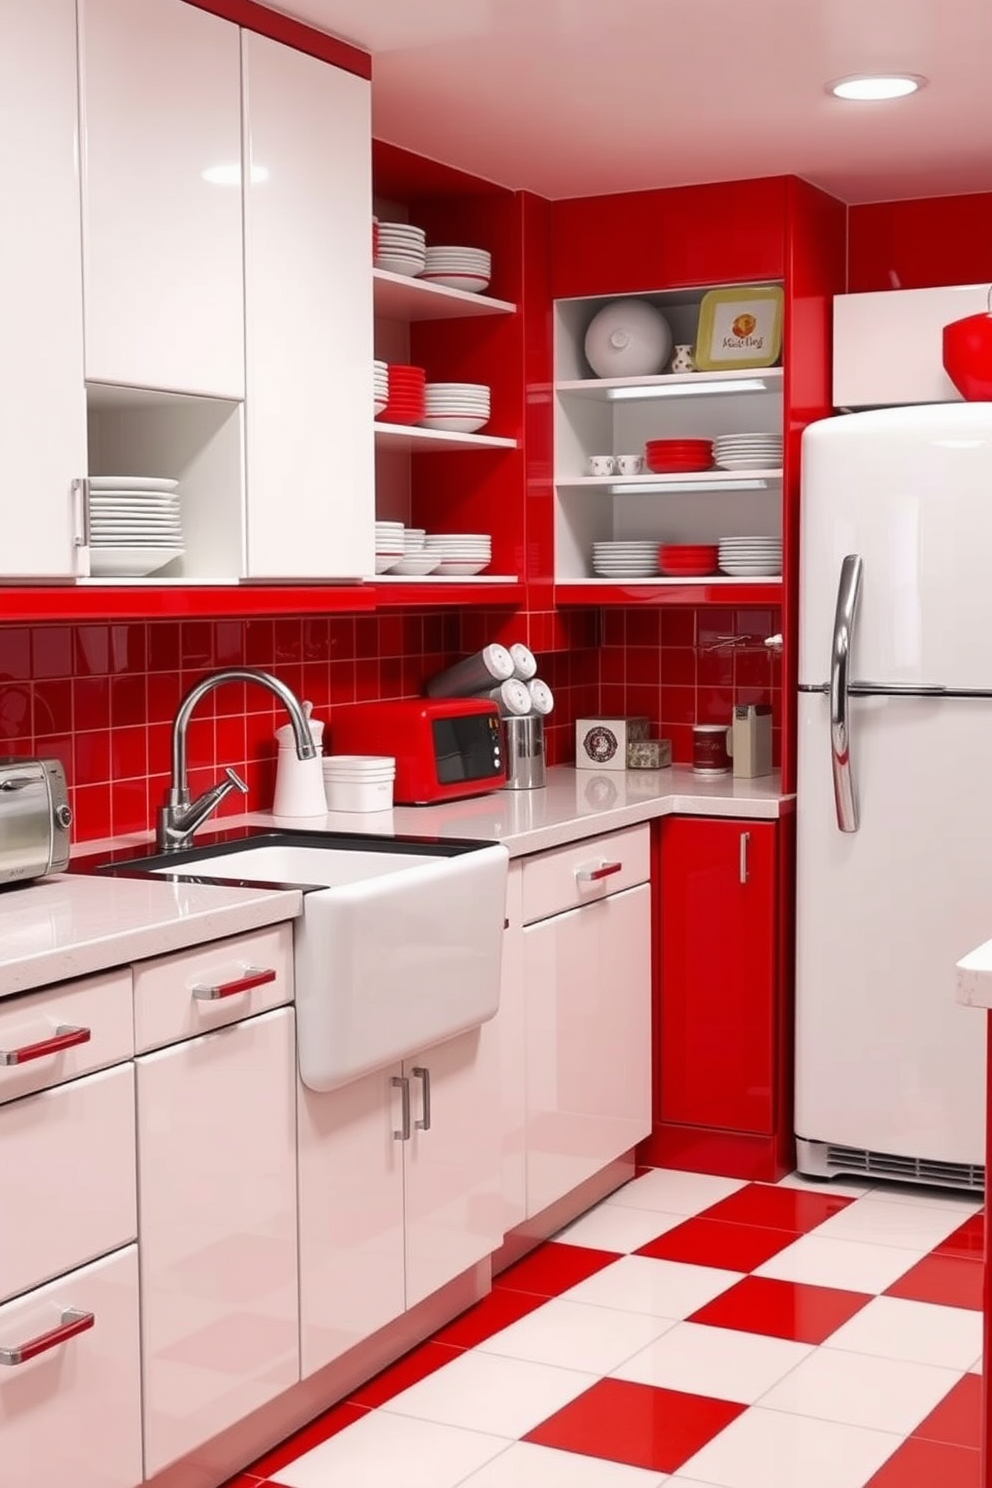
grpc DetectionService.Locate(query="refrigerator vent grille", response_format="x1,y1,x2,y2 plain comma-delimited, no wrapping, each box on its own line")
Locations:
825,1144,984,1193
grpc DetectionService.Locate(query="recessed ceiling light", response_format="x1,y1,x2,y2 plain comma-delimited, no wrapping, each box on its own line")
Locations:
828,74,926,101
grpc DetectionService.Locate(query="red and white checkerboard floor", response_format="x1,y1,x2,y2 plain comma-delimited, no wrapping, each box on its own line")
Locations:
227,1169,985,1488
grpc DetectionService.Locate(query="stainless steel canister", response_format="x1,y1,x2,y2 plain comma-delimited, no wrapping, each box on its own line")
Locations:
502,713,546,790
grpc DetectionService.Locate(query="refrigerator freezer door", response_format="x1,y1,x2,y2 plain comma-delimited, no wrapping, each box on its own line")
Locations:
799,404,992,689
795,690,988,1167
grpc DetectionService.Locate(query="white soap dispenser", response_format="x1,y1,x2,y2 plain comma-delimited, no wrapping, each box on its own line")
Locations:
272,702,327,817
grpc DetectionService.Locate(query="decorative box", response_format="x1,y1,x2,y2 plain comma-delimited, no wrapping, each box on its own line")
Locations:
627,737,672,770
575,716,649,772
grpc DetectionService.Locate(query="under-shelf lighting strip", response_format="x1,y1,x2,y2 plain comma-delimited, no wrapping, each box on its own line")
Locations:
605,377,771,400
607,478,771,494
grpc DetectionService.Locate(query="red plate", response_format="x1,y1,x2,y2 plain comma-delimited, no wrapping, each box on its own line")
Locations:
645,459,714,474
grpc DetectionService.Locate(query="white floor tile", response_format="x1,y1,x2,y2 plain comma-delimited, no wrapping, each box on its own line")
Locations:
758,1346,962,1434
477,1297,675,1374
555,1203,687,1254
777,1172,876,1199
812,1195,970,1251
678,1406,901,1488
382,1349,596,1439
605,1170,746,1217
268,1411,508,1488
458,1440,669,1487
754,1233,921,1293
865,1182,983,1213
612,1321,813,1405
561,1255,743,1320
825,1294,983,1369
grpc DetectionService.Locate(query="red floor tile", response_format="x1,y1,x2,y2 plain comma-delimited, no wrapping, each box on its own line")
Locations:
934,1213,984,1262
884,1254,984,1311
493,1241,619,1298
636,1216,799,1272
911,1372,983,1450
432,1285,547,1347
247,1401,370,1477
524,1377,745,1474
220,1477,267,1487
688,1274,872,1344
865,1436,982,1487
697,1182,853,1233
348,1340,462,1408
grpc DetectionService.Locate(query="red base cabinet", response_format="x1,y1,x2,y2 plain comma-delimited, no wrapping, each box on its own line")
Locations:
640,814,795,1182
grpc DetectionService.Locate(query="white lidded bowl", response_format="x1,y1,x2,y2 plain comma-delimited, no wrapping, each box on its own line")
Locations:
584,298,673,378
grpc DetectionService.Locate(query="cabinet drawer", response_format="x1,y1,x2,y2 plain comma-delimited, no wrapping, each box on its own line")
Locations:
0,1245,142,1488
0,969,133,1106
521,825,650,925
133,922,294,1052
0,1064,136,1304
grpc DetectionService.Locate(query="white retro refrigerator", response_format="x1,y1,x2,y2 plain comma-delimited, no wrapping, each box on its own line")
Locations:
796,402,992,1189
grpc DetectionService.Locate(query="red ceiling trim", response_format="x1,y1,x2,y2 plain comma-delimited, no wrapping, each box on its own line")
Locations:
183,0,372,80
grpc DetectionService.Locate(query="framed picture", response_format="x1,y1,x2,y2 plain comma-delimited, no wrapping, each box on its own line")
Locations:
694,285,784,371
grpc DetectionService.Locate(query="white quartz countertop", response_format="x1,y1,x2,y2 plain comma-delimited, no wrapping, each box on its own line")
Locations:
0,873,302,1000
957,938,992,1009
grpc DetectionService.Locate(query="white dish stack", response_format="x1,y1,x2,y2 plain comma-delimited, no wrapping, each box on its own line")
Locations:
718,535,783,576
422,382,491,434
419,245,492,294
322,755,395,813
423,532,492,576
374,222,427,277
374,359,388,415
389,527,439,576
591,540,659,578
88,476,184,577
374,521,405,573
713,432,784,470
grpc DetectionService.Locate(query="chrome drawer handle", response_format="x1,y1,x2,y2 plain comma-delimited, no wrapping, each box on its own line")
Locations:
0,1309,94,1365
576,861,622,882
412,1066,432,1131
0,1024,92,1066
191,966,277,1001
392,1075,411,1141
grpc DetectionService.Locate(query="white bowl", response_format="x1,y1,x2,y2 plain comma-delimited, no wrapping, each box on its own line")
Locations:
420,416,488,433
433,560,490,576
388,555,441,575
584,298,672,379
417,274,490,293
375,256,425,277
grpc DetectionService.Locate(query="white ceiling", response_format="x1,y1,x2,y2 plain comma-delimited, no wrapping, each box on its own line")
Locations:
268,0,992,203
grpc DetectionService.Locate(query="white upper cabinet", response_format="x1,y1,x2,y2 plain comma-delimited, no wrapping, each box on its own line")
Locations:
242,30,374,580
0,0,87,577
833,284,992,408
78,0,245,398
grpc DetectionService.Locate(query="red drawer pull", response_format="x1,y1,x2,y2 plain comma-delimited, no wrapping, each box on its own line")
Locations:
0,1309,95,1366
575,861,622,883
0,1024,92,1067
192,966,277,1002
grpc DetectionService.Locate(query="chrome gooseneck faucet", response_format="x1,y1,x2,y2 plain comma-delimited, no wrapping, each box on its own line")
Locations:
156,668,317,851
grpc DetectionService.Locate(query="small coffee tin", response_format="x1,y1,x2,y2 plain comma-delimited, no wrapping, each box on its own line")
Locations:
627,738,672,770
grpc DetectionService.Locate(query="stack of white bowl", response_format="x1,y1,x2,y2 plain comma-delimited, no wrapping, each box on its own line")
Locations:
424,532,492,576
374,360,388,415
713,432,784,471
322,755,395,813
591,540,659,578
718,535,783,576
391,528,440,577
374,521,405,573
374,222,427,277
422,382,491,433
419,245,492,293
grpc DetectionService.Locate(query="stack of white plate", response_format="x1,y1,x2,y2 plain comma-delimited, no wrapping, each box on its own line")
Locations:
713,432,784,471
322,754,395,813
374,222,427,277
419,245,492,293
374,520,405,574
391,528,440,576
374,359,388,416
88,476,184,577
424,532,491,576
718,535,783,576
591,540,659,578
422,382,491,434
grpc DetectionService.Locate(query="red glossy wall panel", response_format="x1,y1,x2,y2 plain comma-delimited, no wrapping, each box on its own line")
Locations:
849,193,992,292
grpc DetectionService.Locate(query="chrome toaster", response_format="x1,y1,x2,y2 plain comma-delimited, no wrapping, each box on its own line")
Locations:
0,757,72,884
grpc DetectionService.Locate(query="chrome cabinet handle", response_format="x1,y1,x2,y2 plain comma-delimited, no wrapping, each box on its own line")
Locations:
739,832,750,885
71,477,90,549
0,1024,92,1066
576,861,622,882
191,966,276,1001
392,1075,411,1141
830,554,863,834
0,1308,94,1365
412,1066,432,1132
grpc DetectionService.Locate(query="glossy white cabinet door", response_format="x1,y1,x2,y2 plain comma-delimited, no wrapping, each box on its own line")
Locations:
0,1245,142,1488
523,883,652,1218
242,31,374,579
79,0,244,396
0,0,87,577
297,1067,406,1378
137,1008,298,1476
404,1026,503,1309
495,867,527,1233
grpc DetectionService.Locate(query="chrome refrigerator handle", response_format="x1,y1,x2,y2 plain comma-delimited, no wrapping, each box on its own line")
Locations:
830,554,863,834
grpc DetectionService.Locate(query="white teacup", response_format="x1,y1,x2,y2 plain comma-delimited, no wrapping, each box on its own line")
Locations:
615,453,644,476
587,454,616,477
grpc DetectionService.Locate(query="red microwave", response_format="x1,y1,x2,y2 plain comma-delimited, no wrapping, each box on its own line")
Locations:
331,697,506,805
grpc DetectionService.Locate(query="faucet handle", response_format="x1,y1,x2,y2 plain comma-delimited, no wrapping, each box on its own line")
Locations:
223,767,249,795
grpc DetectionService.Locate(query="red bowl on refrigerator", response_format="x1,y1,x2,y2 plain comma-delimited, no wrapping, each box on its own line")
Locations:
943,292,992,401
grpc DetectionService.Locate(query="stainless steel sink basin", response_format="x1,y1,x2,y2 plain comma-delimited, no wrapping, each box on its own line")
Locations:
94,830,509,1091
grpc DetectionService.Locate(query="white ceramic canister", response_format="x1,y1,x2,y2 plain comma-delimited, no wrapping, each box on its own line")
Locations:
527,679,554,716
425,643,514,697
485,678,533,716
509,642,537,681
273,708,327,816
